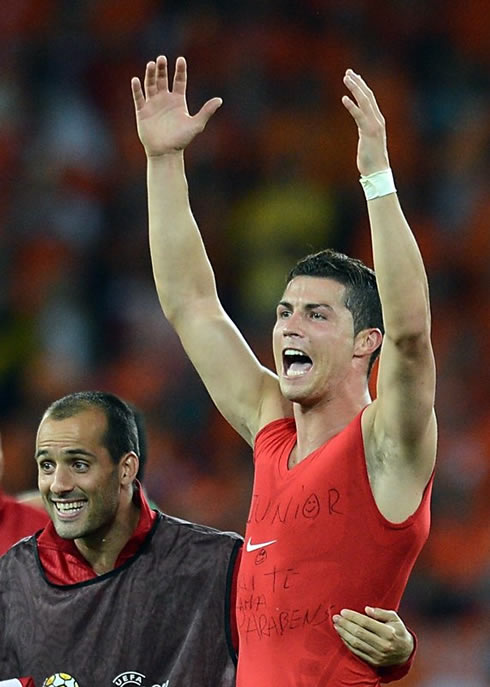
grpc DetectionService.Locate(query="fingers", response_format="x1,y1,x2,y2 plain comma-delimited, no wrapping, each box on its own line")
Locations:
333,609,396,646
349,71,384,123
342,69,385,127
142,56,187,97
156,55,168,92
364,606,400,623
173,56,187,96
131,77,145,112
344,70,376,111
131,54,222,136
342,72,371,126
344,70,371,107
131,55,171,107
332,607,412,667
194,97,223,131
144,60,159,98
333,620,389,665
341,93,361,121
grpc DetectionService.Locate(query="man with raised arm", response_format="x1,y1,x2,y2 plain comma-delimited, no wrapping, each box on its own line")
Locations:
132,56,436,686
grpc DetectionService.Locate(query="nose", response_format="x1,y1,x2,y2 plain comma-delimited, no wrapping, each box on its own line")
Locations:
49,464,74,495
282,311,305,338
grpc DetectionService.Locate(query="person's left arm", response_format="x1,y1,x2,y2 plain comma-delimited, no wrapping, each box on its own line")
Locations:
342,71,436,519
333,607,416,682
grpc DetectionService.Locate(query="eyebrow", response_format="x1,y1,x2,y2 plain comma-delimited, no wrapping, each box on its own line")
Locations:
277,300,334,312
35,448,96,460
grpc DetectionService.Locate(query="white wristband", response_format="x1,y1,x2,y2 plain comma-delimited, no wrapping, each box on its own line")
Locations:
359,168,396,201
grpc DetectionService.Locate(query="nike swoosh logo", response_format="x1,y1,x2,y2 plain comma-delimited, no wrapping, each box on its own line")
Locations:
246,537,277,553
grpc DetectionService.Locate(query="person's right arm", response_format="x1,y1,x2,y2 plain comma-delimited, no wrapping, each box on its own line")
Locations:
132,56,287,446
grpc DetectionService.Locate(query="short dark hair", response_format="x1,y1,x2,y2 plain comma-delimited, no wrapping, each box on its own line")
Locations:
127,403,147,482
287,249,384,375
43,391,140,465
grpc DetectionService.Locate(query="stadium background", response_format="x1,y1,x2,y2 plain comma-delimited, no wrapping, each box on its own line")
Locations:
0,1,488,684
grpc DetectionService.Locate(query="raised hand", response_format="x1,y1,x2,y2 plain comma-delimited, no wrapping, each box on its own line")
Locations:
342,69,390,176
333,606,414,667
131,55,223,158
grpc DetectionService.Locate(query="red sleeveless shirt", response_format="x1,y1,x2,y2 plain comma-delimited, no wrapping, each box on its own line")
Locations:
236,410,433,687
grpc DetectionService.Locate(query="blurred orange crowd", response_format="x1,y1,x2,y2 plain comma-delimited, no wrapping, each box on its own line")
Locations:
0,1,488,684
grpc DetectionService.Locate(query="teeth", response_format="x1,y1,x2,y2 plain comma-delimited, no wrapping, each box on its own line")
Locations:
54,501,85,513
287,368,308,377
283,348,312,377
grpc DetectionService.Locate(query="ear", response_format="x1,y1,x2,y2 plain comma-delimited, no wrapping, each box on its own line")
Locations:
119,452,140,486
353,328,383,359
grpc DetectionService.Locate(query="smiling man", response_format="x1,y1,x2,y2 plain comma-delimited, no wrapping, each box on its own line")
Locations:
36,399,139,572
132,56,436,687
0,391,241,685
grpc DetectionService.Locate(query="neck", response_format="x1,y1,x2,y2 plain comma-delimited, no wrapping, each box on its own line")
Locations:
74,492,140,575
291,385,371,467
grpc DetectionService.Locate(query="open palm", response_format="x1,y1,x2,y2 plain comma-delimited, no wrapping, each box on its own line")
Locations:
341,69,389,176
131,55,222,156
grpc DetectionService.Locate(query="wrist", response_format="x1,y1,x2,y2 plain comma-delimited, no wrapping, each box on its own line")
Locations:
146,150,186,173
359,168,396,201
146,149,184,161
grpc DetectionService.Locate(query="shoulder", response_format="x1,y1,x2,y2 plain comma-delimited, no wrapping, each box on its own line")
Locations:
255,417,296,448
0,533,38,569
152,514,242,576
158,513,243,547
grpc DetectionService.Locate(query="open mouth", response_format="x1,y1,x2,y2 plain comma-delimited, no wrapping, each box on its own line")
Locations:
283,348,313,377
52,500,87,519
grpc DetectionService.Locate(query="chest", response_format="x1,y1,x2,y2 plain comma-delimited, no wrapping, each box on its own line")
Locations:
250,432,359,530
0,533,236,687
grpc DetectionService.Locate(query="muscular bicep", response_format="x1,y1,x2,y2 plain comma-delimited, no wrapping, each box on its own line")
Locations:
173,298,288,446
372,331,437,480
